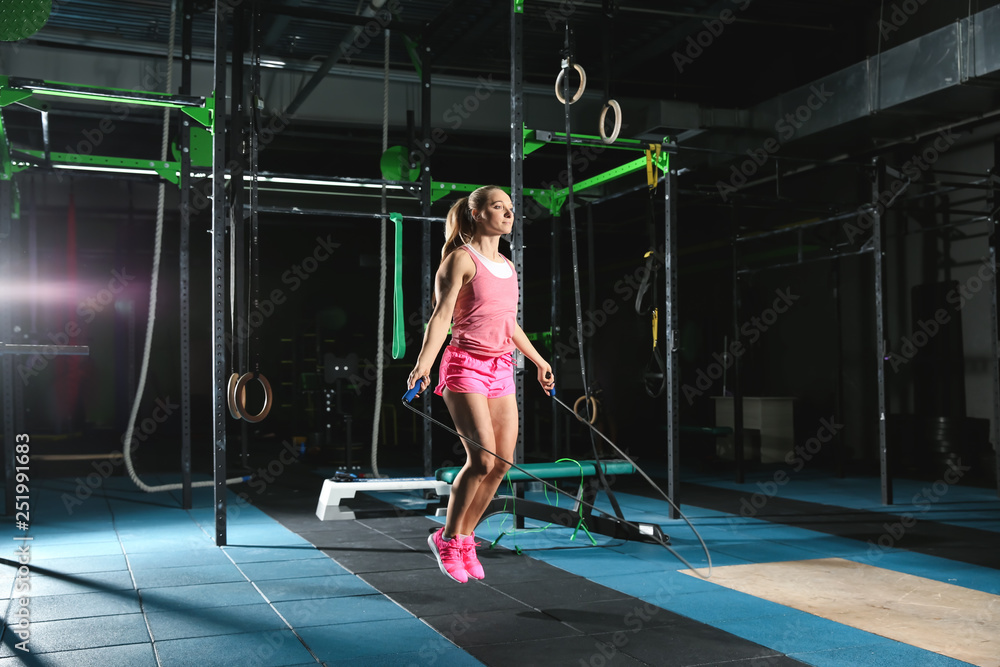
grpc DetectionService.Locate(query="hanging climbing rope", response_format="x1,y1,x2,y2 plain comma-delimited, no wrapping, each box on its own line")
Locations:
123,0,247,493
370,26,392,478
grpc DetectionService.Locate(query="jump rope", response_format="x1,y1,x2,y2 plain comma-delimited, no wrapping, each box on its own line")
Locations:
396,22,710,578
401,379,713,579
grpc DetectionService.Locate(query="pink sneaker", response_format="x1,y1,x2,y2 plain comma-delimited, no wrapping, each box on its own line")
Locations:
461,534,485,580
428,528,468,583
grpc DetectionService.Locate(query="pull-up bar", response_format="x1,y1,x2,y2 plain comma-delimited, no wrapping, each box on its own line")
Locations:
1,76,213,128
5,77,206,108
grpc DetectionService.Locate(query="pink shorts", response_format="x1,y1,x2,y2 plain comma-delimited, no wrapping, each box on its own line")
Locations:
434,345,515,399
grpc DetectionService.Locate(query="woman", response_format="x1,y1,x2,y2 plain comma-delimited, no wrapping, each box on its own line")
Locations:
407,185,555,583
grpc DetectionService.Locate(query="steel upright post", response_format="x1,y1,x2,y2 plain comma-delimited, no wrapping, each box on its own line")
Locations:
664,167,680,519
550,217,561,457
511,0,526,477
212,0,229,545
731,212,745,485
419,44,434,476
872,157,893,505
988,143,1000,498
179,0,195,509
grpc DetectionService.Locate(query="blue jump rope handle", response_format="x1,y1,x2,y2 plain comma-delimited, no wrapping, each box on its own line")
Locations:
403,382,423,403
546,371,555,397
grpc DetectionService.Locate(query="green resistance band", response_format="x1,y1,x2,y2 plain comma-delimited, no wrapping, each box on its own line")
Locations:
390,212,405,359
554,458,597,545
489,457,596,552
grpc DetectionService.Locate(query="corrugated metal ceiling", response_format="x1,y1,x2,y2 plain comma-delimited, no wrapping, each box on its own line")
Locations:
28,0,880,108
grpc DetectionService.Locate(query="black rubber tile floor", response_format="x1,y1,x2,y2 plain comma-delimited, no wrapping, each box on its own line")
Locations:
247,477,810,667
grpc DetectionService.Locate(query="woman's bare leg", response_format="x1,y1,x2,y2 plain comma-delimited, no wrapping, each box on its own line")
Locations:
441,389,497,538
457,393,517,536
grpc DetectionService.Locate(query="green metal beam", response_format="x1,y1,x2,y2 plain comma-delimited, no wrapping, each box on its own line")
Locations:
429,181,485,203
13,150,181,185
430,150,666,216
563,152,668,195
525,127,651,153
5,77,205,109
1,77,213,129
524,186,561,216
171,127,213,167
430,179,566,217
182,91,214,129
0,77,33,108
524,126,546,156
403,34,422,80
544,151,669,214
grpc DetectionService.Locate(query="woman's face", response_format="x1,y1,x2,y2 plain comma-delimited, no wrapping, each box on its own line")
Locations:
472,190,514,236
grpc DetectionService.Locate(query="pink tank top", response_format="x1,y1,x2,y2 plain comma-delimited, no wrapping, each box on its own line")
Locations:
450,245,519,356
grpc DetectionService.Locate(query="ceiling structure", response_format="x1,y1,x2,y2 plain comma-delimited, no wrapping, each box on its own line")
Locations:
4,0,1000,214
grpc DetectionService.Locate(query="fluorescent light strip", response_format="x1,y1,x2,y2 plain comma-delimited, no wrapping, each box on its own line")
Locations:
52,164,159,175
256,186,413,198
190,173,404,189
53,165,405,190
260,176,404,189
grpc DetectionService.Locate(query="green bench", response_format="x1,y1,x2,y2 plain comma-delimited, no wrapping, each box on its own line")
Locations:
435,459,635,483
435,459,667,545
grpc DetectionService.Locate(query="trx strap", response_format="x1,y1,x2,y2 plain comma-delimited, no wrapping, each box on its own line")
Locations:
636,183,667,397
635,147,661,313
391,212,405,359
635,251,657,315
561,22,626,523
644,303,666,398
645,143,663,190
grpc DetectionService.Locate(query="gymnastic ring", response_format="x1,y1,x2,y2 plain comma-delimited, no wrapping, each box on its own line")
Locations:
599,99,622,144
227,373,242,420
573,395,598,425
555,63,587,105
235,372,273,423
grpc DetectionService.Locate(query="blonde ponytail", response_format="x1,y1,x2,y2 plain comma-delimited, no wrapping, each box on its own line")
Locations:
441,185,503,260
442,196,476,260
